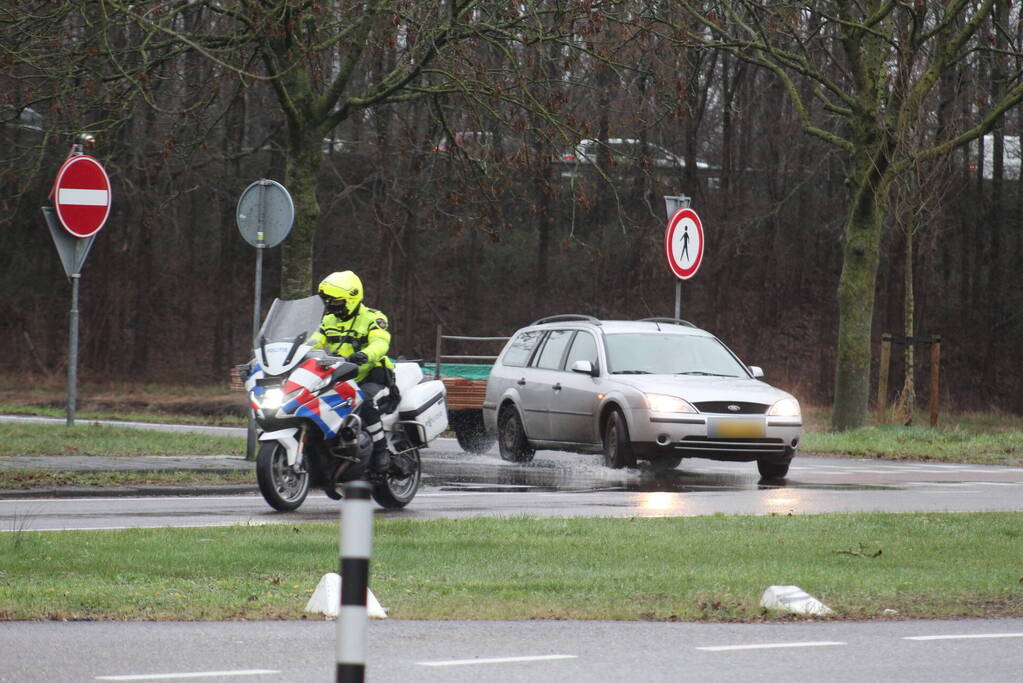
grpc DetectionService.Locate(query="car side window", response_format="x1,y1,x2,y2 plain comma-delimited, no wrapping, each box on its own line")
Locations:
501,330,544,367
534,329,574,370
564,331,598,369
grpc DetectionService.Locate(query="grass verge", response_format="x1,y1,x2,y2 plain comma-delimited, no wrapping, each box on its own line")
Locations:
0,423,244,458
2,513,1021,621
802,424,1023,465
0,470,254,489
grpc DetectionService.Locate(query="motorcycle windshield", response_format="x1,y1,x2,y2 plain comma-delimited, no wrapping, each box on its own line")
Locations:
257,295,324,344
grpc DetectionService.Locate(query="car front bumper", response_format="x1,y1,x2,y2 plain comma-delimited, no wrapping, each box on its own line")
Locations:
631,410,802,461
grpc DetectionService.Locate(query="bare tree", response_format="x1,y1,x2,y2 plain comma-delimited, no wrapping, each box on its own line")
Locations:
671,0,1023,429
98,0,626,297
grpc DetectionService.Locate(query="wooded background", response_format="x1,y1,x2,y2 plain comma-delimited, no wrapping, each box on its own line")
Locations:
2,1,1021,418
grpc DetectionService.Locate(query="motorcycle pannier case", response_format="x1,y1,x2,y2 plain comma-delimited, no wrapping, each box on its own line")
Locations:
397,380,448,447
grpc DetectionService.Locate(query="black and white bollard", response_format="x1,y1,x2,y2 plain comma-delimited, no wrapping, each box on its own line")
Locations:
337,481,374,683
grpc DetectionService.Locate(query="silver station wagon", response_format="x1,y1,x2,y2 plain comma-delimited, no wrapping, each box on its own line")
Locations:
482,315,802,479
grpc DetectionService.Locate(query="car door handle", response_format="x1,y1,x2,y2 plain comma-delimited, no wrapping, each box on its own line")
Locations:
552,383,562,391
517,378,526,386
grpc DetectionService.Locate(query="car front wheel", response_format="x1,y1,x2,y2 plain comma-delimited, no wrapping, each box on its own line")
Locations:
648,454,683,471
757,448,794,480
603,408,636,469
498,405,535,463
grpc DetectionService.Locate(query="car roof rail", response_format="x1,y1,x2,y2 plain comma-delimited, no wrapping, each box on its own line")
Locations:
531,314,602,326
637,317,697,328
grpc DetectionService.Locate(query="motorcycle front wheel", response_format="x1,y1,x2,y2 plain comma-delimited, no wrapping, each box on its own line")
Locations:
372,447,421,509
256,441,310,511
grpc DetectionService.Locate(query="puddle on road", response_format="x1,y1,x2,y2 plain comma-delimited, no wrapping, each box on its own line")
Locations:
422,451,897,494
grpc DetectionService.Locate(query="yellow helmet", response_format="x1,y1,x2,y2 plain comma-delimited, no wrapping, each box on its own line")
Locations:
317,270,363,320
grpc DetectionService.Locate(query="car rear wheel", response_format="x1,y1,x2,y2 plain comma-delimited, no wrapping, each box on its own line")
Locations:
498,405,535,463
451,410,497,455
603,409,636,469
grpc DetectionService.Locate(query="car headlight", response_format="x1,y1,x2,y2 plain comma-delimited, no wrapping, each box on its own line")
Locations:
767,398,801,417
645,393,697,413
260,388,285,411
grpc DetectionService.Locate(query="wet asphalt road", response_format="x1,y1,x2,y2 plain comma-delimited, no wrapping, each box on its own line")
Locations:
2,433,1023,529
2,414,1023,527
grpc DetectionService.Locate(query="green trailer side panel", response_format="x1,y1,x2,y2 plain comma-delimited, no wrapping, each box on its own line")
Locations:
422,363,493,381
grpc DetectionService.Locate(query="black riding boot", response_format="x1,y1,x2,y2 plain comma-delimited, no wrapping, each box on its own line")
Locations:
370,439,390,473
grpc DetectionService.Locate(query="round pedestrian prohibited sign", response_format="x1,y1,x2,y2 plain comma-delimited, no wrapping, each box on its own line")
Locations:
664,207,704,280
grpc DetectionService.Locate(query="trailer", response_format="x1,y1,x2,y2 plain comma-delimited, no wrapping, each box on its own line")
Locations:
427,326,508,454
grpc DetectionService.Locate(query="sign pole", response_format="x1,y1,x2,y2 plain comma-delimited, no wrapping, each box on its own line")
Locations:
247,240,263,461
248,231,265,463
674,280,681,321
67,274,81,426
252,181,268,343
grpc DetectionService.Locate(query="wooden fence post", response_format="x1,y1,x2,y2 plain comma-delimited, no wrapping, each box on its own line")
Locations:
877,334,892,423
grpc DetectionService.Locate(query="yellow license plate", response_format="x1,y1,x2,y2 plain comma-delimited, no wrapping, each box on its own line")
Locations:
709,418,765,438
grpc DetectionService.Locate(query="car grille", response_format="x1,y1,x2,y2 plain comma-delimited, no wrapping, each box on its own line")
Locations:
693,401,769,414
677,436,787,454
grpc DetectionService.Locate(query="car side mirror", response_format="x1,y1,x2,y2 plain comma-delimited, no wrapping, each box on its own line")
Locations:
749,365,764,379
571,359,597,376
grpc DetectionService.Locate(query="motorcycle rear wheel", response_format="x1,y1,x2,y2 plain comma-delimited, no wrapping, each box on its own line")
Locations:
256,441,310,511
372,448,421,509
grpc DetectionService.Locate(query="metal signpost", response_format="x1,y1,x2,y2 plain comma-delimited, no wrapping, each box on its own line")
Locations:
663,195,704,319
236,179,294,458
43,153,112,426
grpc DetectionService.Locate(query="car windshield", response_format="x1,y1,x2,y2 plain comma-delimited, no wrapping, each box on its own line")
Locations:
604,333,749,377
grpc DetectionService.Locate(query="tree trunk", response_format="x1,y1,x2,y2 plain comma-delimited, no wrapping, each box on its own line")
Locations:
832,139,891,430
281,128,325,299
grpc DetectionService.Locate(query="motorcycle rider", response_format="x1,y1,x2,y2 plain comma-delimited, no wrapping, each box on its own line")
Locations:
310,271,397,481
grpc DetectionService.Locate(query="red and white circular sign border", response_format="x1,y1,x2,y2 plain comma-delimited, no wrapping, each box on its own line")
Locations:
53,155,112,239
664,207,704,280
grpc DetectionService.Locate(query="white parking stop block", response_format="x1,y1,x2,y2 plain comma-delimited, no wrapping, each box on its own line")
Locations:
760,585,834,616
303,572,388,619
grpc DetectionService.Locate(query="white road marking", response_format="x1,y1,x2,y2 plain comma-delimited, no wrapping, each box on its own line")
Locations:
95,669,279,680
418,654,577,667
904,632,1023,641
697,641,845,652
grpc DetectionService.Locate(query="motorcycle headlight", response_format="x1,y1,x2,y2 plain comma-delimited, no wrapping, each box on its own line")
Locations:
767,398,801,417
645,393,697,413
260,388,285,411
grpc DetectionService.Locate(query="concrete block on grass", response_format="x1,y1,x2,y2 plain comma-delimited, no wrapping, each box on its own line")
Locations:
303,572,388,619
760,585,834,616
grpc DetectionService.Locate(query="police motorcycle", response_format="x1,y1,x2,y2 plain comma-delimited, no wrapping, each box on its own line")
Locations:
243,295,448,511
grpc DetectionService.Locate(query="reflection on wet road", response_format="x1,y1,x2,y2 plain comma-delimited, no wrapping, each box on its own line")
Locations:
422,447,897,494
402,442,1023,520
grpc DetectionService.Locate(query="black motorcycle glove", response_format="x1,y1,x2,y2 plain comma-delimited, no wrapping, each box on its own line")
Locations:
348,351,369,366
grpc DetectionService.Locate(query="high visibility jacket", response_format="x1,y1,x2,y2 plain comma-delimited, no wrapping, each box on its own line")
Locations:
310,303,394,382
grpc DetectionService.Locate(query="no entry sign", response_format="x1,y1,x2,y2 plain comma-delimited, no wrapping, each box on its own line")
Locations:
664,206,704,280
53,155,112,238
